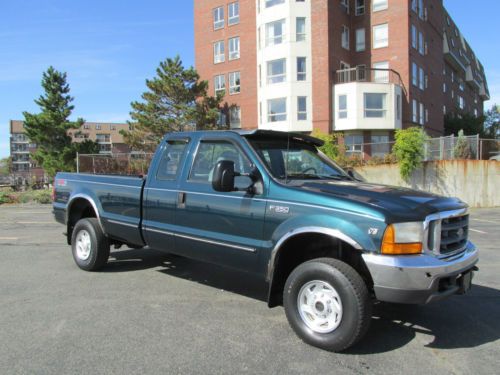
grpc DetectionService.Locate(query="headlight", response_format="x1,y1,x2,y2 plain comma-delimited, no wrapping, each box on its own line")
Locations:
381,222,423,255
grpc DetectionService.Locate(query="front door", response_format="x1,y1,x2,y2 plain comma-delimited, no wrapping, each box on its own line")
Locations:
174,138,266,273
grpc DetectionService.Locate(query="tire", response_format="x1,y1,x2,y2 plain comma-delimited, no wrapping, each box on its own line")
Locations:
283,258,372,352
71,218,110,271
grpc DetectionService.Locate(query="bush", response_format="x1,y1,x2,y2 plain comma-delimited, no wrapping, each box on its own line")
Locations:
0,188,52,205
393,127,427,180
453,129,473,159
311,130,342,161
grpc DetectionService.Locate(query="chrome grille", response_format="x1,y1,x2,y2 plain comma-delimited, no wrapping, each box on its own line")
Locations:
424,209,469,257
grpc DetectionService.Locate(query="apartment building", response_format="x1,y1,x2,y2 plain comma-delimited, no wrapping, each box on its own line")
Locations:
194,0,489,155
9,120,131,179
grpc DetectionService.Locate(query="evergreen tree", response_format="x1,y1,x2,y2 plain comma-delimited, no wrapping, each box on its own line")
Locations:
23,67,97,177
483,105,500,139
121,56,223,152
444,112,486,136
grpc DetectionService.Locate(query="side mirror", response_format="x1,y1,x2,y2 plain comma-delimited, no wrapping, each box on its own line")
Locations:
212,160,237,192
347,169,364,182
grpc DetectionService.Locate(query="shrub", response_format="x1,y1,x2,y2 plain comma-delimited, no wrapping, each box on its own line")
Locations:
393,127,427,180
453,129,473,159
311,130,341,161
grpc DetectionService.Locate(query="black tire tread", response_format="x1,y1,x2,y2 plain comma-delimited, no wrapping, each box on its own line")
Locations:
72,218,110,271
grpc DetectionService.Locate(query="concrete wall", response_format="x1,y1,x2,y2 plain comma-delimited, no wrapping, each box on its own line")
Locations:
354,160,500,208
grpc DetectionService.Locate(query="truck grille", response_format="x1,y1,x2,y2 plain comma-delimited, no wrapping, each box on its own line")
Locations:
425,210,469,257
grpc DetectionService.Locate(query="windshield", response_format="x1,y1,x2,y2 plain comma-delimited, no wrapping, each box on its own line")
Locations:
248,138,351,181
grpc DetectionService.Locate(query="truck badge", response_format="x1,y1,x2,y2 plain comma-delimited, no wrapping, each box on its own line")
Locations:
269,205,290,214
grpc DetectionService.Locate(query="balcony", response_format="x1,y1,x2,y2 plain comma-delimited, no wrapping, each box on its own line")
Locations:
334,68,404,132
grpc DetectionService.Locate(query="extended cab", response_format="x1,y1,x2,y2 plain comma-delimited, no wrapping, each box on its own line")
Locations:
53,130,478,351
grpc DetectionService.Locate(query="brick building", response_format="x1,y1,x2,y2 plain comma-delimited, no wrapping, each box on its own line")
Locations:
9,120,131,180
194,0,489,154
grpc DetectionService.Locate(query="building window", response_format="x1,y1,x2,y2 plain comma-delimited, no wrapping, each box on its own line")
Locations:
425,109,429,123
213,7,224,30
338,95,348,119
443,82,446,93
96,124,101,130
412,100,418,122
266,0,284,8
355,0,365,15
268,98,287,122
297,57,306,81
214,75,225,95
228,37,240,60
229,71,240,94
418,32,425,55
213,41,225,63
411,0,417,12
419,103,425,125
418,0,425,19
228,2,239,25
411,25,417,49
419,67,425,90
373,23,388,49
266,19,285,46
458,96,465,109
83,124,90,129
373,0,388,12
297,97,307,120
371,134,390,157
345,135,363,154
267,58,286,84
296,17,306,42
396,94,401,120
443,105,447,115
412,62,418,86
355,28,365,51
230,106,241,129
341,25,350,50
111,125,116,131
341,0,349,14
373,61,389,82
364,93,386,118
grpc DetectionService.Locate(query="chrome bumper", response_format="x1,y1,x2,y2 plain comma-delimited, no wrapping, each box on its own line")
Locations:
362,242,479,304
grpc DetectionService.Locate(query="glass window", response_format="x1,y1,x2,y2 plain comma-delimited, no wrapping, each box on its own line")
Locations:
228,2,239,25
356,0,365,15
411,0,417,12
190,141,251,183
419,32,424,55
418,0,424,19
268,98,287,122
266,19,285,46
229,71,240,94
364,93,386,118
230,106,241,129
297,57,306,81
296,17,306,41
412,62,418,86
419,103,425,125
412,99,418,122
267,58,286,84
297,96,307,120
341,25,350,50
371,134,390,157
213,7,224,30
356,28,365,51
228,37,240,60
266,0,285,7
411,25,417,49
345,135,364,154
373,23,388,48
213,41,225,63
419,67,425,90
373,0,388,12
157,141,189,180
339,95,347,119
373,61,389,82
214,74,225,95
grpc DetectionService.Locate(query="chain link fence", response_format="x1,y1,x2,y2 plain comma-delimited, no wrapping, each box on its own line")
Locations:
77,153,154,175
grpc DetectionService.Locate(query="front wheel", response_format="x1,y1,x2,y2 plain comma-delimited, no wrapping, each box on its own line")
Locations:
71,218,110,271
283,258,372,352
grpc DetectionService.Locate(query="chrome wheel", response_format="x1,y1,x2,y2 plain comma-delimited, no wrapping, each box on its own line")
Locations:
75,230,92,261
297,280,343,334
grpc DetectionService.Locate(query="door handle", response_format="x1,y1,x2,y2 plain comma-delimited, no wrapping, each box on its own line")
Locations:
177,192,186,209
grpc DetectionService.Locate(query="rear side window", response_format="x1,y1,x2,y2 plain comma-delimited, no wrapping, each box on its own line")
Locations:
189,140,251,183
156,140,189,180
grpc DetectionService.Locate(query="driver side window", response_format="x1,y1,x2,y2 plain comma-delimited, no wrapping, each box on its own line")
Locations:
189,140,251,183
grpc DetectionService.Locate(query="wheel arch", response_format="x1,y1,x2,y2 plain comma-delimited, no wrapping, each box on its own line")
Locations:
266,227,372,308
66,194,104,244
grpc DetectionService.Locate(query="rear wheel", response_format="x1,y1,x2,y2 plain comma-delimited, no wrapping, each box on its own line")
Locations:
71,218,110,271
283,258,371,352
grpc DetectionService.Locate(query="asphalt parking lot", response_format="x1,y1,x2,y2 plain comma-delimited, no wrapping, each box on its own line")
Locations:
0,204,499,374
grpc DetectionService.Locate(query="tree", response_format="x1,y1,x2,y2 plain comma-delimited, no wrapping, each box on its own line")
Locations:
23,67,97,177
483,104,500,139
444,112,486,137
453,129,473,159
121,56,223,152
311,130,341,161
0,157,11,175
393,127,427,181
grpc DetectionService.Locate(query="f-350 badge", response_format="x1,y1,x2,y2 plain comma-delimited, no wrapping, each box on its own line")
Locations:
269,205,290,214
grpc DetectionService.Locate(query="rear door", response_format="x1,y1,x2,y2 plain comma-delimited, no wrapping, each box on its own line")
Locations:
142,137,190,252
173,136,267,273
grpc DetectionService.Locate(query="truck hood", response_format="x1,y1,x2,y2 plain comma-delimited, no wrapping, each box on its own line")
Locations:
289,180,466,222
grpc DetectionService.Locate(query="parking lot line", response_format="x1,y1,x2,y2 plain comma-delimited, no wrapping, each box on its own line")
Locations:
0,237,18,240
470,229,487,234
471,218,499,224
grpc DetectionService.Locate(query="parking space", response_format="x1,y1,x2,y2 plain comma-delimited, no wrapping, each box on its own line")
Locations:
0,204,499,374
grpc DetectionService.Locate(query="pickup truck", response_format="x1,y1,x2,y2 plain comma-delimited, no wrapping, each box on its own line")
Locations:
53,130,478,351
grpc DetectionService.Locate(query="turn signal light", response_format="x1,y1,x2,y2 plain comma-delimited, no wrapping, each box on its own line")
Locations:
381,224,422,255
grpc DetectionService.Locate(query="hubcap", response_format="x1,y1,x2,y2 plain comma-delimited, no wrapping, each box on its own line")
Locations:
75,230,92,261
297,280,343,334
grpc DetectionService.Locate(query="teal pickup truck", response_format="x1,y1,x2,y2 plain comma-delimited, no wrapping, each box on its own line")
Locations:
53,130,478,351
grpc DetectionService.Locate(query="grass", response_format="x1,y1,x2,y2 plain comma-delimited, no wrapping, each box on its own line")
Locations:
0,188,52,205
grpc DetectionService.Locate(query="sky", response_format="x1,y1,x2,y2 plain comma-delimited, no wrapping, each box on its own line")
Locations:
1,0,499,158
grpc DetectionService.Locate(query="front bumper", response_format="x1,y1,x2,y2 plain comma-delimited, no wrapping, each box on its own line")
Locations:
362,242,478,304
